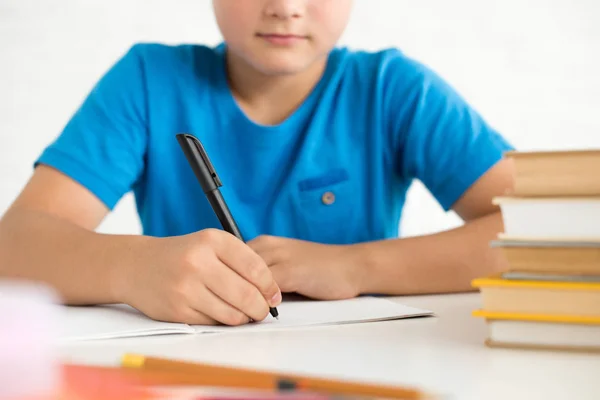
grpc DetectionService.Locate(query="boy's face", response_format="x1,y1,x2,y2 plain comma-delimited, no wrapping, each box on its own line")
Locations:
213,0,353,75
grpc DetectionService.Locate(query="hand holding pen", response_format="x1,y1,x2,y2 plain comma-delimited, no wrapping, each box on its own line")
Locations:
176,133,280,321
117,222,282,326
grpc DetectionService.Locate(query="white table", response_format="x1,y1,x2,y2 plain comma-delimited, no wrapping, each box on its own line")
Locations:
59,293,600,400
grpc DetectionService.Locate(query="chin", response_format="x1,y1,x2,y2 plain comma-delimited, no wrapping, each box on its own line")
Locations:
259,65,306,76
251,54,317,76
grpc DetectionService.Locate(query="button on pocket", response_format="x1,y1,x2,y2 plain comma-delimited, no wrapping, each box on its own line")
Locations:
293,169,356,244
321,191,335,205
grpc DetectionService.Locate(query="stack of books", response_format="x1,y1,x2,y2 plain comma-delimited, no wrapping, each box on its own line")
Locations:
473,149,600,352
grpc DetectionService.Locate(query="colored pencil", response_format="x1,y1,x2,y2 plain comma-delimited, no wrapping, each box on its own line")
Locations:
120,354,433,399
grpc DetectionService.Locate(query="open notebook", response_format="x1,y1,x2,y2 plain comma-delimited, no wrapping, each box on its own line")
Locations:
58,296,432,341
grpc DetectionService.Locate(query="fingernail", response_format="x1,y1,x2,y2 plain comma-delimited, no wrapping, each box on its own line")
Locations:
271,291,282,306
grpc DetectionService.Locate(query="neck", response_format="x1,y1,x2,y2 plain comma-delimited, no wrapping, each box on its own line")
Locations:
225,50,328,126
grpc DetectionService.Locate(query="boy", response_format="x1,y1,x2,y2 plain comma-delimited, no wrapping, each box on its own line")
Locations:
0,0,514,326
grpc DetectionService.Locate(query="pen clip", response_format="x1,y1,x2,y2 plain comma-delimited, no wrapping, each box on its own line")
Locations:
182,133,222,187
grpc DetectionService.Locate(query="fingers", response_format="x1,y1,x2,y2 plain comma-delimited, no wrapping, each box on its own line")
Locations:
202,258,272,323
176,307,219,326
191,285,251,326
216,234,282,307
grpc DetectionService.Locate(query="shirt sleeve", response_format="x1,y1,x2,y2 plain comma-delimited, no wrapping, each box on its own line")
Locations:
384,51,514,211
35,44,149,210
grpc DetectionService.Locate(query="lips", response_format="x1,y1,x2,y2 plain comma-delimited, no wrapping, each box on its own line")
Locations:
257,33,308,46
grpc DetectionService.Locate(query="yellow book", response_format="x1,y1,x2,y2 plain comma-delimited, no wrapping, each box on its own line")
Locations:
473,310,600,352
472,275,600,317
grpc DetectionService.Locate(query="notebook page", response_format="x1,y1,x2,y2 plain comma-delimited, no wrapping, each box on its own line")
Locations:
58,304,193,342
192,296,432,333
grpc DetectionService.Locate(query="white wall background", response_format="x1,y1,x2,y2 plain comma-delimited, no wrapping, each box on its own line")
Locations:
1,0,599,236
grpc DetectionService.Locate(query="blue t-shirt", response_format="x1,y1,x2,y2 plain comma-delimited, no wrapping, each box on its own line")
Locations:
36,43,512,244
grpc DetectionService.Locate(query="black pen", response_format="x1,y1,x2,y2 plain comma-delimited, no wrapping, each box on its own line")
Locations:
176,133,279,320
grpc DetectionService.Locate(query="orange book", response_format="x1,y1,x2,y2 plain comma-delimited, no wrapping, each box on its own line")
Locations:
472,275,600,317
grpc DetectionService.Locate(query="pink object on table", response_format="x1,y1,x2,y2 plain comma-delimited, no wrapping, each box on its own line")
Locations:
0,280,62,399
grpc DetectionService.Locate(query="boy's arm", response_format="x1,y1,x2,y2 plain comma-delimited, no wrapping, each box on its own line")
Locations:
0,44,152,305
0,165,146,304
355,158,513,295
353,51,516,295
0,165,281,324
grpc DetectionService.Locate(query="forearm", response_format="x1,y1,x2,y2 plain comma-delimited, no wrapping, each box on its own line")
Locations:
356,212,507,295
0,209,151,305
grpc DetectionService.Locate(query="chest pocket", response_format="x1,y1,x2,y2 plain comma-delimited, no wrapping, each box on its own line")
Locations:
292,168,357,244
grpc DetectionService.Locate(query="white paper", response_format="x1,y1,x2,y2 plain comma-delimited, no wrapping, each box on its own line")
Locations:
58,304,193,341
58,297,432,341
193,296,432,333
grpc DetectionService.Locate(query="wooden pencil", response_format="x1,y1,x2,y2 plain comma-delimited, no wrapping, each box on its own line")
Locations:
120,354,433,399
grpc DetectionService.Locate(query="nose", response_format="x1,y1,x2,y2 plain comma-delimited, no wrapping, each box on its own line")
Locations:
264,0,305,19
